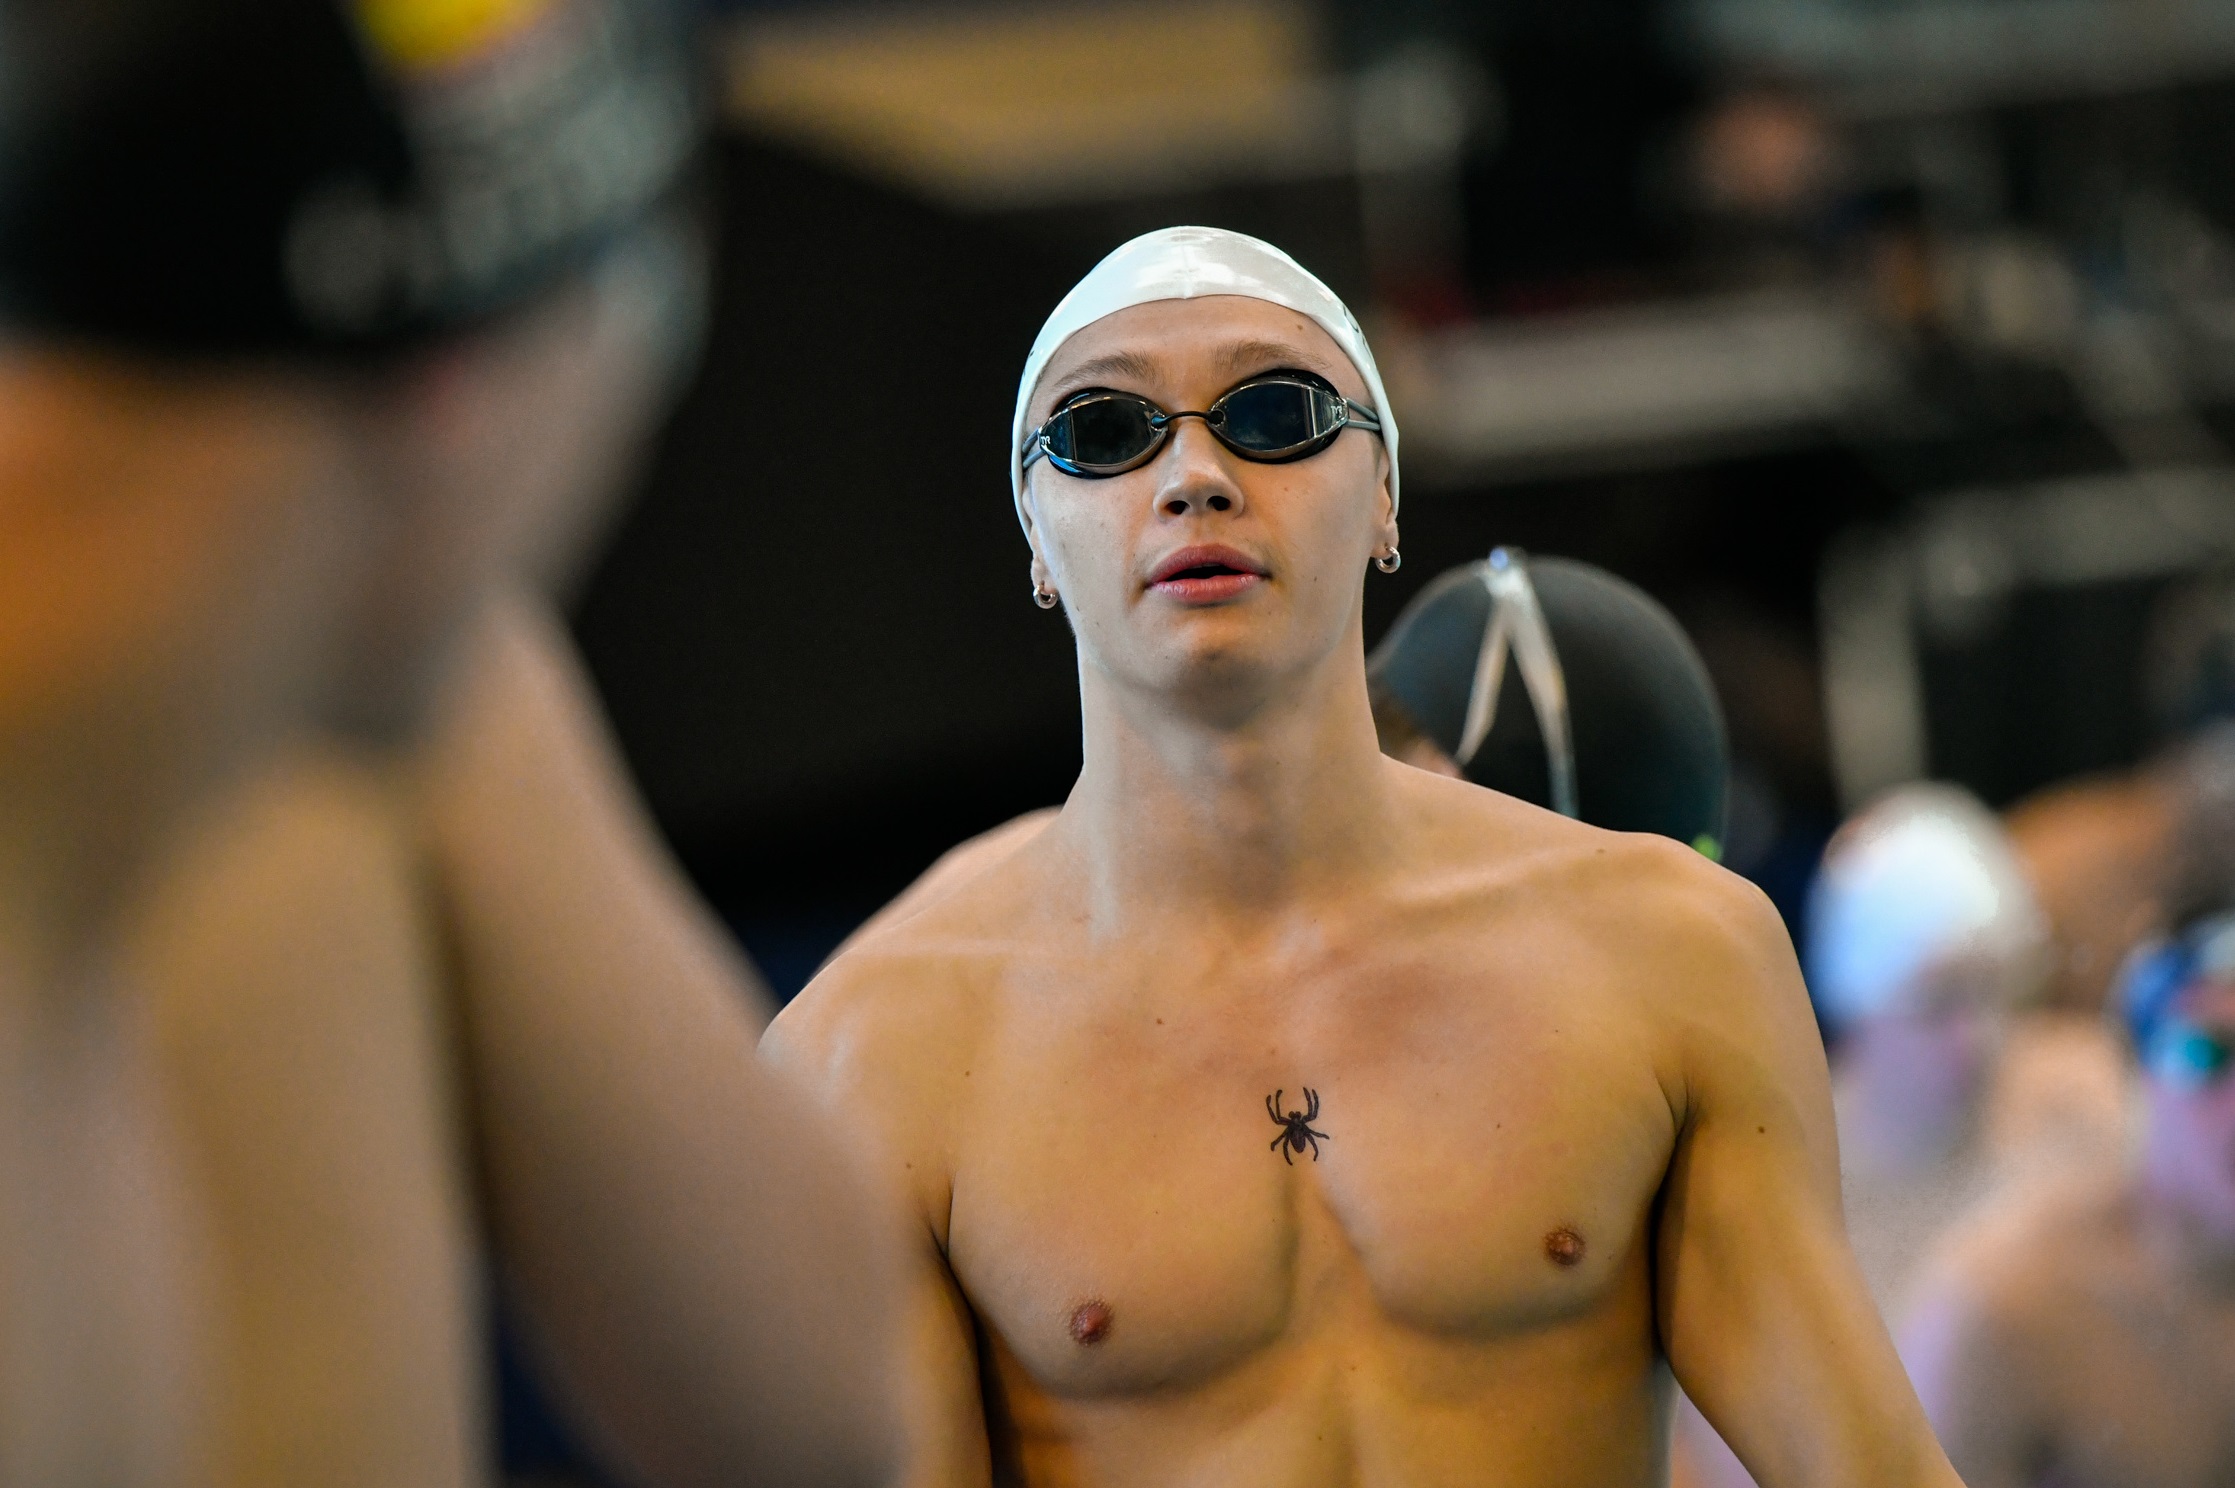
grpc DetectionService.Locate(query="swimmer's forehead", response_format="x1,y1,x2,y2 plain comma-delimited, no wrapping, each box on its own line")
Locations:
1028,295,1363,423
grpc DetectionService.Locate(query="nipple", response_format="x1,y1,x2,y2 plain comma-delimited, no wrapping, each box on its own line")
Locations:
1543,1227,1587,1268
1068,1300,1113,1346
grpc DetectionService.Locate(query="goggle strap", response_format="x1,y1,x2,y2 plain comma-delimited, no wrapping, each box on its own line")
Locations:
1457,548,1578,820
1457,604,1510,768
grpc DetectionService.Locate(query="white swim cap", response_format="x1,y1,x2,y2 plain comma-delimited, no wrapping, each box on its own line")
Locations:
1010,226,1399,533
1807,783,2048,1029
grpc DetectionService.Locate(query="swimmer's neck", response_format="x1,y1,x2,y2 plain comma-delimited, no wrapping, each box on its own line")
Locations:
1060,645,1399,922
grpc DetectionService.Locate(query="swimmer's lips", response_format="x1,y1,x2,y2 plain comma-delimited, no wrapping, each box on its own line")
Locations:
1146,545,1269,604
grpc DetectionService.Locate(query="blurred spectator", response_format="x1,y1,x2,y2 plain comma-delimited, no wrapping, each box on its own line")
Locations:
1901,735,2235,1488
1683,80,1847,289
1809,785,2076,1304
2005,771,2177,1014
2007,573,2235,1016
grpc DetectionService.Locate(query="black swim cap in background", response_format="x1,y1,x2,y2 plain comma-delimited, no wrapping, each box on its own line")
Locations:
1369,555,1731,851
0,0,694,360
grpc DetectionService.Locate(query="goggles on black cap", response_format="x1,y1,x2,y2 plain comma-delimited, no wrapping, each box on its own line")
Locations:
0,0,695,360
1368,548,1730,853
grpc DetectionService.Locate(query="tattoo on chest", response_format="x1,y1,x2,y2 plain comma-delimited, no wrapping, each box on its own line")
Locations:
1266,1088,1329,1163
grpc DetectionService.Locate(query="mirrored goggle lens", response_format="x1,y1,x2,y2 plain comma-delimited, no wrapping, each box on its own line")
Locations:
1215,379,1342,456
1046,395,1162,469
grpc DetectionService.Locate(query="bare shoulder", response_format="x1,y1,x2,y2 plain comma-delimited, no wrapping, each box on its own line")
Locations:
1385,763,1819,1142
762,909,991,1101
763,858,1040,1221
769,821,1054,1055
1390,762,1794,1003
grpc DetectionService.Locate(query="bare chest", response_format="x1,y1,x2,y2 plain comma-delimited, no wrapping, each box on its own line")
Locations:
942,952,1677,1400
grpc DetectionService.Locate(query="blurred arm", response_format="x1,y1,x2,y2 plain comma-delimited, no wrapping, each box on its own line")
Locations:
134,756,482,1488
1653,868,1965,1488
762,966,995,1488
1898,1273,2043,1488
417,593,904,1488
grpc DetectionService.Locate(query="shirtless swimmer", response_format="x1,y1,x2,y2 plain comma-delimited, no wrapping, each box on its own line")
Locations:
766,227,1963,1488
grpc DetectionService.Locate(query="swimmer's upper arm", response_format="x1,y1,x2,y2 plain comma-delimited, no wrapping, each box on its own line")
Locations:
1644,855,1963,1488
894,1244,996,1488
767,957,995,1488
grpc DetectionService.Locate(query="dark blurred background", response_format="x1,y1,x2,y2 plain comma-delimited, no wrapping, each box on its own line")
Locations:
564,0,2235,999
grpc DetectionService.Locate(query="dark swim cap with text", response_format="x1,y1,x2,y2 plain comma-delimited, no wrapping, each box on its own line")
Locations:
0,0,694,359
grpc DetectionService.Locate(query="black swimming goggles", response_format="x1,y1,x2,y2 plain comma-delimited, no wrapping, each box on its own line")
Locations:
1021,371,1383,479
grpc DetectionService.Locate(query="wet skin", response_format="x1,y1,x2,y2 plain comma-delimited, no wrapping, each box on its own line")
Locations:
767,296,1960,1488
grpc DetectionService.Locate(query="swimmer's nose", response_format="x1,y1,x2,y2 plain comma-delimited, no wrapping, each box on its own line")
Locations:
1151,418,1245,519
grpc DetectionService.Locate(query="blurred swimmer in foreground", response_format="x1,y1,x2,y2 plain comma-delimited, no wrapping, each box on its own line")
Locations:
0,0,901,1482
1901,732,2235,1487
769,225,1962,1488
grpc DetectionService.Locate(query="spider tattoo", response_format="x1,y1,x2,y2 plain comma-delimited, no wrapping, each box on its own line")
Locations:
1266,1088,1329,1163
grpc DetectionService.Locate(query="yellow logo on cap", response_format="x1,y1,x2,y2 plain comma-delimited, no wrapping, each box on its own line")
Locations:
354,0,553,69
